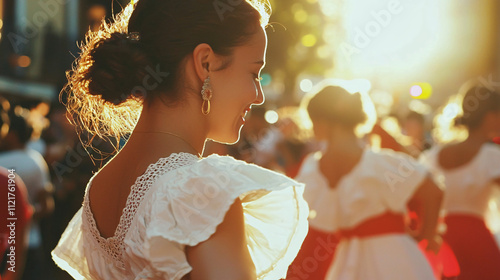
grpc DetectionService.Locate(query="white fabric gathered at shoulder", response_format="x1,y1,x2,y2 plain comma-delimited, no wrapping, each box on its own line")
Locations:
482,143,500,243
417,145,440,168
295,151,321,180
483,143,500,180
373,149,429,210
51,208,96,280
143,154,309,280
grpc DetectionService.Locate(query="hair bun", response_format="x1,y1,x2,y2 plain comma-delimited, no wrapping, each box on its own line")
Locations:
84,32,152,105
342,91,367,127
306,86,367,128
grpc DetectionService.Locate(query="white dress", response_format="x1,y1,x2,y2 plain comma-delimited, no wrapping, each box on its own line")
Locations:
420,143,500,218
419,143,500,279
297,149,435,280
51,153,309,280
295,152,335,233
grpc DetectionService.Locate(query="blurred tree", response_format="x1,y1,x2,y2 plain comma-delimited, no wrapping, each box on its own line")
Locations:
266,0,333,105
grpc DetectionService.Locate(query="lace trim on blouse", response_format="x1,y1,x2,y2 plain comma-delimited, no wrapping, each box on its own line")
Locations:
83,152,199,269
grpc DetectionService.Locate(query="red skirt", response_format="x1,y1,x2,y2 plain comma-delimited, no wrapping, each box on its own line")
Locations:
285,226,339,280
418,239,460,279
444,214,500,280
408,204,460,279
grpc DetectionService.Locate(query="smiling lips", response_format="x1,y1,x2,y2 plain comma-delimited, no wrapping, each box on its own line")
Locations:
241,107,251,122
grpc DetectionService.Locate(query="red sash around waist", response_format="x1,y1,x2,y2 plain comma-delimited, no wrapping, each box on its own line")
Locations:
444,213,484,224
337,211,406,239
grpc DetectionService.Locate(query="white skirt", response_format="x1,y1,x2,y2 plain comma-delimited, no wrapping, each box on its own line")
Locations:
326,234,436,280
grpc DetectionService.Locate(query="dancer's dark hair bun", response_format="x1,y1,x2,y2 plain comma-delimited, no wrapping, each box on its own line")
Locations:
459,85,500,129
62,0,270,151
84,32,152,105
307,86,367,128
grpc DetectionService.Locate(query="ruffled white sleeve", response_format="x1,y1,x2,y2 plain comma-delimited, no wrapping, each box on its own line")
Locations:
142,154,309,280
484,143,500,181
51,208,95,280
377,149,429,211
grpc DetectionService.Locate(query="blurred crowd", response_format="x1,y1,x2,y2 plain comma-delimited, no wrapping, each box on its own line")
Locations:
0,96,114,280
1,78,500,280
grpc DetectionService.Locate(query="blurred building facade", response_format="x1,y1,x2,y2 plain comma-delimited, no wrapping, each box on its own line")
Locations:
0,0,127,104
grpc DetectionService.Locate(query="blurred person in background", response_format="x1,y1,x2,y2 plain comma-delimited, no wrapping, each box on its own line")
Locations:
367,90,407,153
421,83,500,280
402,110,433,158
368,117,407,153
0,167,32,280
25,102,51,157
275,135,309,178
231,105,311,175
287,84,442,280
220,105,311,177
270,107,312,177
0,97,33,280
0,104,54,280
228,106,270,163
367,97,458,279
40,103,113,279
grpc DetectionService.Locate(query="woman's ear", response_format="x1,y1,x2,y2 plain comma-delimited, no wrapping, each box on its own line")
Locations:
192,43,214,82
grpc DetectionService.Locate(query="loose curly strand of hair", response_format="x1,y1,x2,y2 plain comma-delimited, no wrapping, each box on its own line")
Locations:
61,3,140,153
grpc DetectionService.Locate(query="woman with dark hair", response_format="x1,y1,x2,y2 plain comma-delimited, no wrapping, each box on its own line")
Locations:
51,1,308,279
421,84,500,280
289,84,441,280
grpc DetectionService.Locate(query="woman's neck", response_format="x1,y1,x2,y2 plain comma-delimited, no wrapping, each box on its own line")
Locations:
324,129,363,156
128,99,208,157
464,128,489,147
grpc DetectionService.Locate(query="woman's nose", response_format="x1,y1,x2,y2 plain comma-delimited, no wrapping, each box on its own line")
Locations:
254,81,265,105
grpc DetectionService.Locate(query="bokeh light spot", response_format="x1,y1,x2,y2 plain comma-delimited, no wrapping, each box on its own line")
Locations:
410,83,432,99
301,34,317,47
294,10,308,23
300,79,313,92
410,85,423,97
261,73,272,87
316,45,330,58
265,110,279,124
443,103,460,120
18,56,31,68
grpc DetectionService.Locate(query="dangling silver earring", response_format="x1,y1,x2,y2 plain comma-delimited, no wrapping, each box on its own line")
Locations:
201,76,212,115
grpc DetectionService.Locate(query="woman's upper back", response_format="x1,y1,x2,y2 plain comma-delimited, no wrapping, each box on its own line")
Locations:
296,148,428,232
87,133,198,239
52,153,309,280
420,142,500,216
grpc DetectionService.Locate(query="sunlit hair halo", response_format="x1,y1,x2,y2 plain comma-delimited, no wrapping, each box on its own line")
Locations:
301,80,377,137
61,0,270,152
433,79,500,144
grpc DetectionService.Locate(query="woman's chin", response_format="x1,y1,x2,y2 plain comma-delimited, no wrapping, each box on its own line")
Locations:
209,132,241,145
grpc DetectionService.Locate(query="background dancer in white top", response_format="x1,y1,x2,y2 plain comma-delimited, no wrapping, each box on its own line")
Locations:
298,84,442,280
421,83,500,280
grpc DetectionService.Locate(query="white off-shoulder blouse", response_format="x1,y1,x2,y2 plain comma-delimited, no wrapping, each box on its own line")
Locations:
52,153,309,280
296,149,435,280
420,143,500,218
